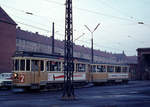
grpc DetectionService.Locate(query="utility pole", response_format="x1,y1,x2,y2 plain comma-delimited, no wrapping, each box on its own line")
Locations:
52,22,55,54
62,0,75,100
85,24,100,63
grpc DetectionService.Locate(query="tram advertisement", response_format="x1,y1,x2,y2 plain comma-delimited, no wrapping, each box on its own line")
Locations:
48,73,86,81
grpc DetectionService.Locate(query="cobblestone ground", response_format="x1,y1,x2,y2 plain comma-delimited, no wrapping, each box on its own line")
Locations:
0,81,150,107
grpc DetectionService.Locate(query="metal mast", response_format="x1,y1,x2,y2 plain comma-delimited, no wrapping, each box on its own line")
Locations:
62,0,75,99
52,22,55,54
85,24,100,63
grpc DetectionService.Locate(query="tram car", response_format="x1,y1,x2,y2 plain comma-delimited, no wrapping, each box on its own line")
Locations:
12,51,130,91
90,63,129,85
12,51,90,91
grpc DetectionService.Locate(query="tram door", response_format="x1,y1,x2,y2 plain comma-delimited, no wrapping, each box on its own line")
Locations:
31,60,41,85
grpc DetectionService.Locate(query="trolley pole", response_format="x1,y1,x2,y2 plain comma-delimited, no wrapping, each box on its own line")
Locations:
84,24,100,63
62,0,75,100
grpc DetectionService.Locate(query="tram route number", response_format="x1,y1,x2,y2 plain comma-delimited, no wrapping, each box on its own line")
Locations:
19,74,25,83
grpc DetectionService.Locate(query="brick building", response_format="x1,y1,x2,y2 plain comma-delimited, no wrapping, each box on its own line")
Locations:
137,48,150,80
0,7,17,73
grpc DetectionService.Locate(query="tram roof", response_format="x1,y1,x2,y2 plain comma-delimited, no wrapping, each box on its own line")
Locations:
13,51,90,63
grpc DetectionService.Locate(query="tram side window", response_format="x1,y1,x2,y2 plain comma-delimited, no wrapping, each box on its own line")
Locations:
107,66,114,72
76,63,86,72
97,65,106,72
40,60,44,71
15,59,19,71
20,60,25,71
122,67,128,72
26,60,30,71
115,66,121,72
49,61,61,71
91,65,96,72
46,61,51,71
31,60,39,71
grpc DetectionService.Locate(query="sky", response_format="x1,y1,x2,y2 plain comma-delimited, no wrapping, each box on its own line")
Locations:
0,0,150,56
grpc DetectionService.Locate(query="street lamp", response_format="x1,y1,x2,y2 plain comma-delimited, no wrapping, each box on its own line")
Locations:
84,23,100,63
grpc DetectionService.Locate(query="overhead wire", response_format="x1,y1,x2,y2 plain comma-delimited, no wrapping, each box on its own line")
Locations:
1,3,83,35
44,0,136,22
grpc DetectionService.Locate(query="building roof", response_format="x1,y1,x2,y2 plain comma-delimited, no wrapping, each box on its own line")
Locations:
0,6,17,25
126,56,137,64
137,48,150,52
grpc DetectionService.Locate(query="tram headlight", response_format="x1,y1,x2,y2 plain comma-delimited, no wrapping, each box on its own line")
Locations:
14,73,18,79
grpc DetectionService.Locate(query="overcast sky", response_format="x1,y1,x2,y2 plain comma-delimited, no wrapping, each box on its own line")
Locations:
1,0,150,56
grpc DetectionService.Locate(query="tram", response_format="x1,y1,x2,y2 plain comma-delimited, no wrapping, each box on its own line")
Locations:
12,51,90,91
12,51,129,91
91,63,129,85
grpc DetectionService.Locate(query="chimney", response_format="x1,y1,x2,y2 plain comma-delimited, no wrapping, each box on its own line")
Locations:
35,32,39,35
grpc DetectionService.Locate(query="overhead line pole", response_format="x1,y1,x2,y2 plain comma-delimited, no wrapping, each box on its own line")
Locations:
52,22,55,54
85,23,100,63
62,0,75,100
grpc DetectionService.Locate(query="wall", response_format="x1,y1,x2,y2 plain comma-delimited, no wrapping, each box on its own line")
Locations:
0,21,16,73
